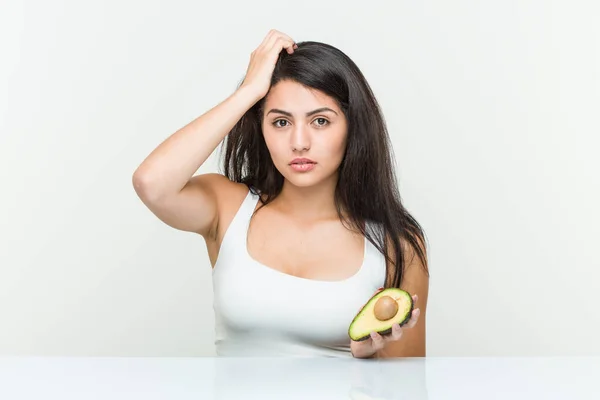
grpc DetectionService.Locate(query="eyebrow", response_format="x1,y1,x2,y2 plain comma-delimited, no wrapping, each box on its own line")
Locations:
266,107,338,117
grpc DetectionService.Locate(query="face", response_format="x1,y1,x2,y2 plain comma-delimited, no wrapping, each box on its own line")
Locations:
261,80,348,188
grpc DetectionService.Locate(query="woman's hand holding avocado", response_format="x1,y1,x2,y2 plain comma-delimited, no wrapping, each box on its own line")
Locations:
350,288,421,359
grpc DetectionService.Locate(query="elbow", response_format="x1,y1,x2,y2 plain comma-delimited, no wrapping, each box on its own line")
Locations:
132,168,164,204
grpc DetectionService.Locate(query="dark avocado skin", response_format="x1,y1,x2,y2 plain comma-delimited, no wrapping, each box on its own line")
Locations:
348,290,414,342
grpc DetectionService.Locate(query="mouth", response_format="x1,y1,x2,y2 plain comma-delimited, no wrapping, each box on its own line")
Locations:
289,158,316,166
289,158,317,172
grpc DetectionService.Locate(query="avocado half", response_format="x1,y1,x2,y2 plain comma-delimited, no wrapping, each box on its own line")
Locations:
348,288,414,342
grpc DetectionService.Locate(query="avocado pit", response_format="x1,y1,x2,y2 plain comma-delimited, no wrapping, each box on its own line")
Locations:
373,295,399,321
348,288,414,342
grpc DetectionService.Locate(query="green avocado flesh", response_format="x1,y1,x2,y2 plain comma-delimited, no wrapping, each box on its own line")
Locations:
348,288,414,342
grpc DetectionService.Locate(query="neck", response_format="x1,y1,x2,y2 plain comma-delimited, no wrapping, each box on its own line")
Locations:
272,176,340,221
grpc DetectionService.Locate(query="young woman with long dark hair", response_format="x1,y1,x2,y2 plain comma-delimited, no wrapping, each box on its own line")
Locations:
133,30,430,358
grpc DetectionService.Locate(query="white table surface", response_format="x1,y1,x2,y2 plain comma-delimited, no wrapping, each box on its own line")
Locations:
0,356,598,399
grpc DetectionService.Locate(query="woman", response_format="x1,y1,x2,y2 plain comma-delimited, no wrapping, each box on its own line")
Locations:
132,30,430,358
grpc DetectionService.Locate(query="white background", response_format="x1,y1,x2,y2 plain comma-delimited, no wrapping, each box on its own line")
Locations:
1,0,598,357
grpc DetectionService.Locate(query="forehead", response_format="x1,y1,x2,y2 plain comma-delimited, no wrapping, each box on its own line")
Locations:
264,80,339,111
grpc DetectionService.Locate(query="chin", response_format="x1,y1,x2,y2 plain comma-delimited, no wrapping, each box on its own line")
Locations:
285,176,323,188
279,169,337,189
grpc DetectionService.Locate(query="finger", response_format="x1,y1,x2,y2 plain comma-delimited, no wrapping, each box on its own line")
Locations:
406,308,420,329
271,30,295,46
264,30,295,52
391,323,403,341
269,37,296,55
253,29,278,55
263,31,283,52
284,40,296,54
370,332,386,351
265,29,279,43
412,294,418,305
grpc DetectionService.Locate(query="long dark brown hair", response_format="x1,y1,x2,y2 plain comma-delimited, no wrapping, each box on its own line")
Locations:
220,41,429,288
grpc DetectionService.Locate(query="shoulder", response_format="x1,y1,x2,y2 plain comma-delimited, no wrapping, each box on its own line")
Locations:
396,234,429,313
381,230,430,291
187,173,249,201
401,234,428,272
380,228,428,271
188,173,251,240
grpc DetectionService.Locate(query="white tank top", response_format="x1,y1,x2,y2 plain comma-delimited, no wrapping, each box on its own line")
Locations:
211,188,387,357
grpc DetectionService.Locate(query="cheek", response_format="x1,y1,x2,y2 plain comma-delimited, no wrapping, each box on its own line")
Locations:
263,133,287,161
320,131,347,158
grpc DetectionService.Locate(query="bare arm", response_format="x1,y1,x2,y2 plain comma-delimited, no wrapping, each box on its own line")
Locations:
132,30,297,239
378,237,429,358
132,87,261,237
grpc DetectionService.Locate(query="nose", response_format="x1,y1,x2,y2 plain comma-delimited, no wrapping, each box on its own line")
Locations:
290,125,310,152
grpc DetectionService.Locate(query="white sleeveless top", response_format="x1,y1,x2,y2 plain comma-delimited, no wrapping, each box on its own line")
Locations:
211,188,387,357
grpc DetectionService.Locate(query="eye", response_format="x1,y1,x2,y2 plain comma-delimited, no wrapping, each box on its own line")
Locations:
313,117,329,127
273,119,289,128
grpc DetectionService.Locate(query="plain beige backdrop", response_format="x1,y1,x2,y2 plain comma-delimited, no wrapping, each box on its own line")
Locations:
0,0,598,356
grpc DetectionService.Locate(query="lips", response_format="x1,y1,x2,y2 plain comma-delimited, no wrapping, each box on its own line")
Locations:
289,158,317,172
290,158,316,165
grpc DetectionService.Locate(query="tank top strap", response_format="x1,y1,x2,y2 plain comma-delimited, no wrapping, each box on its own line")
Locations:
362,219,388,289
237,187,261,226
219,186,261,252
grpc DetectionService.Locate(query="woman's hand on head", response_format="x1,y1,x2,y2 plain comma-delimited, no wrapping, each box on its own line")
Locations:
239,29,298,100
350,290,421,359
